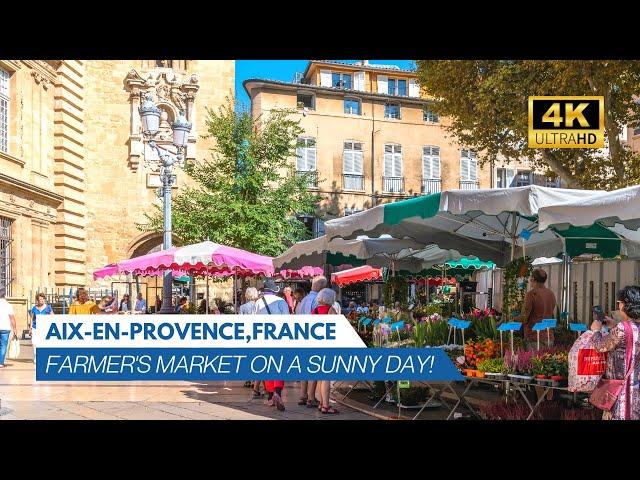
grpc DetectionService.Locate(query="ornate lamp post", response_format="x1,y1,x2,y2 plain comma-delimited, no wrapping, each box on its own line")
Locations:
139,93,191,313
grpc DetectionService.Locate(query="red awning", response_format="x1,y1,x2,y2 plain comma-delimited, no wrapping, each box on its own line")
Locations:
331,265,382,287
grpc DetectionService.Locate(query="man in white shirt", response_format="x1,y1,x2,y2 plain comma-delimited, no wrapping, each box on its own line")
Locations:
296,275,327,407
254,278,290,315
0,288,17,368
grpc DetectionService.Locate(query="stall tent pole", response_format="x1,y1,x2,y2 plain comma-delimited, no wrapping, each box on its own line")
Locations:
206,276,210,314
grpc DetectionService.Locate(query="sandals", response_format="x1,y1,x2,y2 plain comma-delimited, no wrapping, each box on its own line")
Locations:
297,398,308,406
252,390,263,398
306,399,319,408
321,406,339,415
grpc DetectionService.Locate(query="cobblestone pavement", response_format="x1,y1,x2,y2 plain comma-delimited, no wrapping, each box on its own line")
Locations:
0,341,374,420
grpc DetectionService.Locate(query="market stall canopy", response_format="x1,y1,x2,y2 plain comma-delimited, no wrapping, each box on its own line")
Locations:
93,241,274,279
445,258,496,269
273,234,462,273
538,185,640,231
324,186,627,266
331,265,382,287
391,258,495,280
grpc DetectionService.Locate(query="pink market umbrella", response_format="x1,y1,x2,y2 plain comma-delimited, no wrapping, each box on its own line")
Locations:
115,241,274,278
95,241,274,311
278,266,324,280
93,264,119,280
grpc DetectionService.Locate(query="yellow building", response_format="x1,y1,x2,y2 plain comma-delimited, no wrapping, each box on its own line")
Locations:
244,60,568,234
0,60,234,331
244,60,491,233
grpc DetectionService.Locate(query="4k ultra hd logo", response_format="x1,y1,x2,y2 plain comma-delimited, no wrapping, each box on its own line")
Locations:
528,96,604,148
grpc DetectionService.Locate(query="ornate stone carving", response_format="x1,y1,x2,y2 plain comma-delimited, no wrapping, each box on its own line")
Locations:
124,67,199,173
31,70,51,90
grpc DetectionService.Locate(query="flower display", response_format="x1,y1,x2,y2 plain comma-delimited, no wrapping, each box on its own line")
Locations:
464,339,500,368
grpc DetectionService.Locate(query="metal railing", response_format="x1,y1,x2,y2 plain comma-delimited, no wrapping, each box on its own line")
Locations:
343,174,364,191
459,180,479,190
296,170,318,188
421,178,441,194
383,176,404,194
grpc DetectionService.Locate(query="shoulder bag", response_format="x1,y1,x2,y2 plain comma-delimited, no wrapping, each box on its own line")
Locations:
589,321,634,416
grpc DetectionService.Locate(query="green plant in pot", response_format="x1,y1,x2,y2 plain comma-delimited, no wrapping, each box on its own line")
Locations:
477,357,507,380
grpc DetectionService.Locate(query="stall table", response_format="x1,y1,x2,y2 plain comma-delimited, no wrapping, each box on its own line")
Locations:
449,376,581,420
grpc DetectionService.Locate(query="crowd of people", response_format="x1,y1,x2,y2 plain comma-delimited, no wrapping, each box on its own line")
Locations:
238,275,342,414
2,271,639,420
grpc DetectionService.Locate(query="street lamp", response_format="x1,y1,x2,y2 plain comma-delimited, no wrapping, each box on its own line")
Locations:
139,93,191,313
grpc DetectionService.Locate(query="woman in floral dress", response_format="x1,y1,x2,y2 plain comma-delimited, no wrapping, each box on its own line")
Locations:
590,286,640,420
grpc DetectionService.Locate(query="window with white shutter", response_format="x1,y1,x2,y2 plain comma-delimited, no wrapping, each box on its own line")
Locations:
296,137,317,171
422,146,441,179
343,141,363,174
354,71,365,91
460,149,478,182
320,69,332,87
409,78,420,97
384,144,402,177
0,68,9,154
377,75,388,94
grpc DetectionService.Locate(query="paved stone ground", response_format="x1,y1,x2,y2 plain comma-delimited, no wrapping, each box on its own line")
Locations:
0,341,374,420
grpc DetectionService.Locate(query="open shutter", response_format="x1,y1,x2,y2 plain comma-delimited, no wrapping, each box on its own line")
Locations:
409,78,419,97
432,147,441,178
506,168,517,187
320,69,332,87
377,75,388,94
354,71,365,91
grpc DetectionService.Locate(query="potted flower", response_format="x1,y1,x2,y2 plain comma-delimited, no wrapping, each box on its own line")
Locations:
505,349,534,383
532,354,551,386
550,352,568,387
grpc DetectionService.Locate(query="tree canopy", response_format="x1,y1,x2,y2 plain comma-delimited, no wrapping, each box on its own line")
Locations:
415,60,640,189
139,99,319,257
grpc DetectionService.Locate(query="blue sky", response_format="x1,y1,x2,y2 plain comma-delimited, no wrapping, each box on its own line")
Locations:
235,60,415,110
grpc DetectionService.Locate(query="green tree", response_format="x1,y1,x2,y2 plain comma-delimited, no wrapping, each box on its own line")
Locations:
415,60,640,189
139,99,320,256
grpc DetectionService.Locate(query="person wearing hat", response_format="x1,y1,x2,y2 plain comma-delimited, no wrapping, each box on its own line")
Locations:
251,278,288,411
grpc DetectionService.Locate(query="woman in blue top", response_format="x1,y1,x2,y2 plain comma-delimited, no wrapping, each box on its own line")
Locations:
30,292,54,364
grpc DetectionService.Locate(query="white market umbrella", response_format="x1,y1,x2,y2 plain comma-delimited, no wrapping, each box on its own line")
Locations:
324,186,606,267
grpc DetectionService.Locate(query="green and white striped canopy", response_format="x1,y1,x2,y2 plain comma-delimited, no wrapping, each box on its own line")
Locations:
273,235,464,273
325,186,640,266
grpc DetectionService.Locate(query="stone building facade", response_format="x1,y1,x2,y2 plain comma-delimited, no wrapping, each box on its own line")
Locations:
244,60,568,236
0,60,234,331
